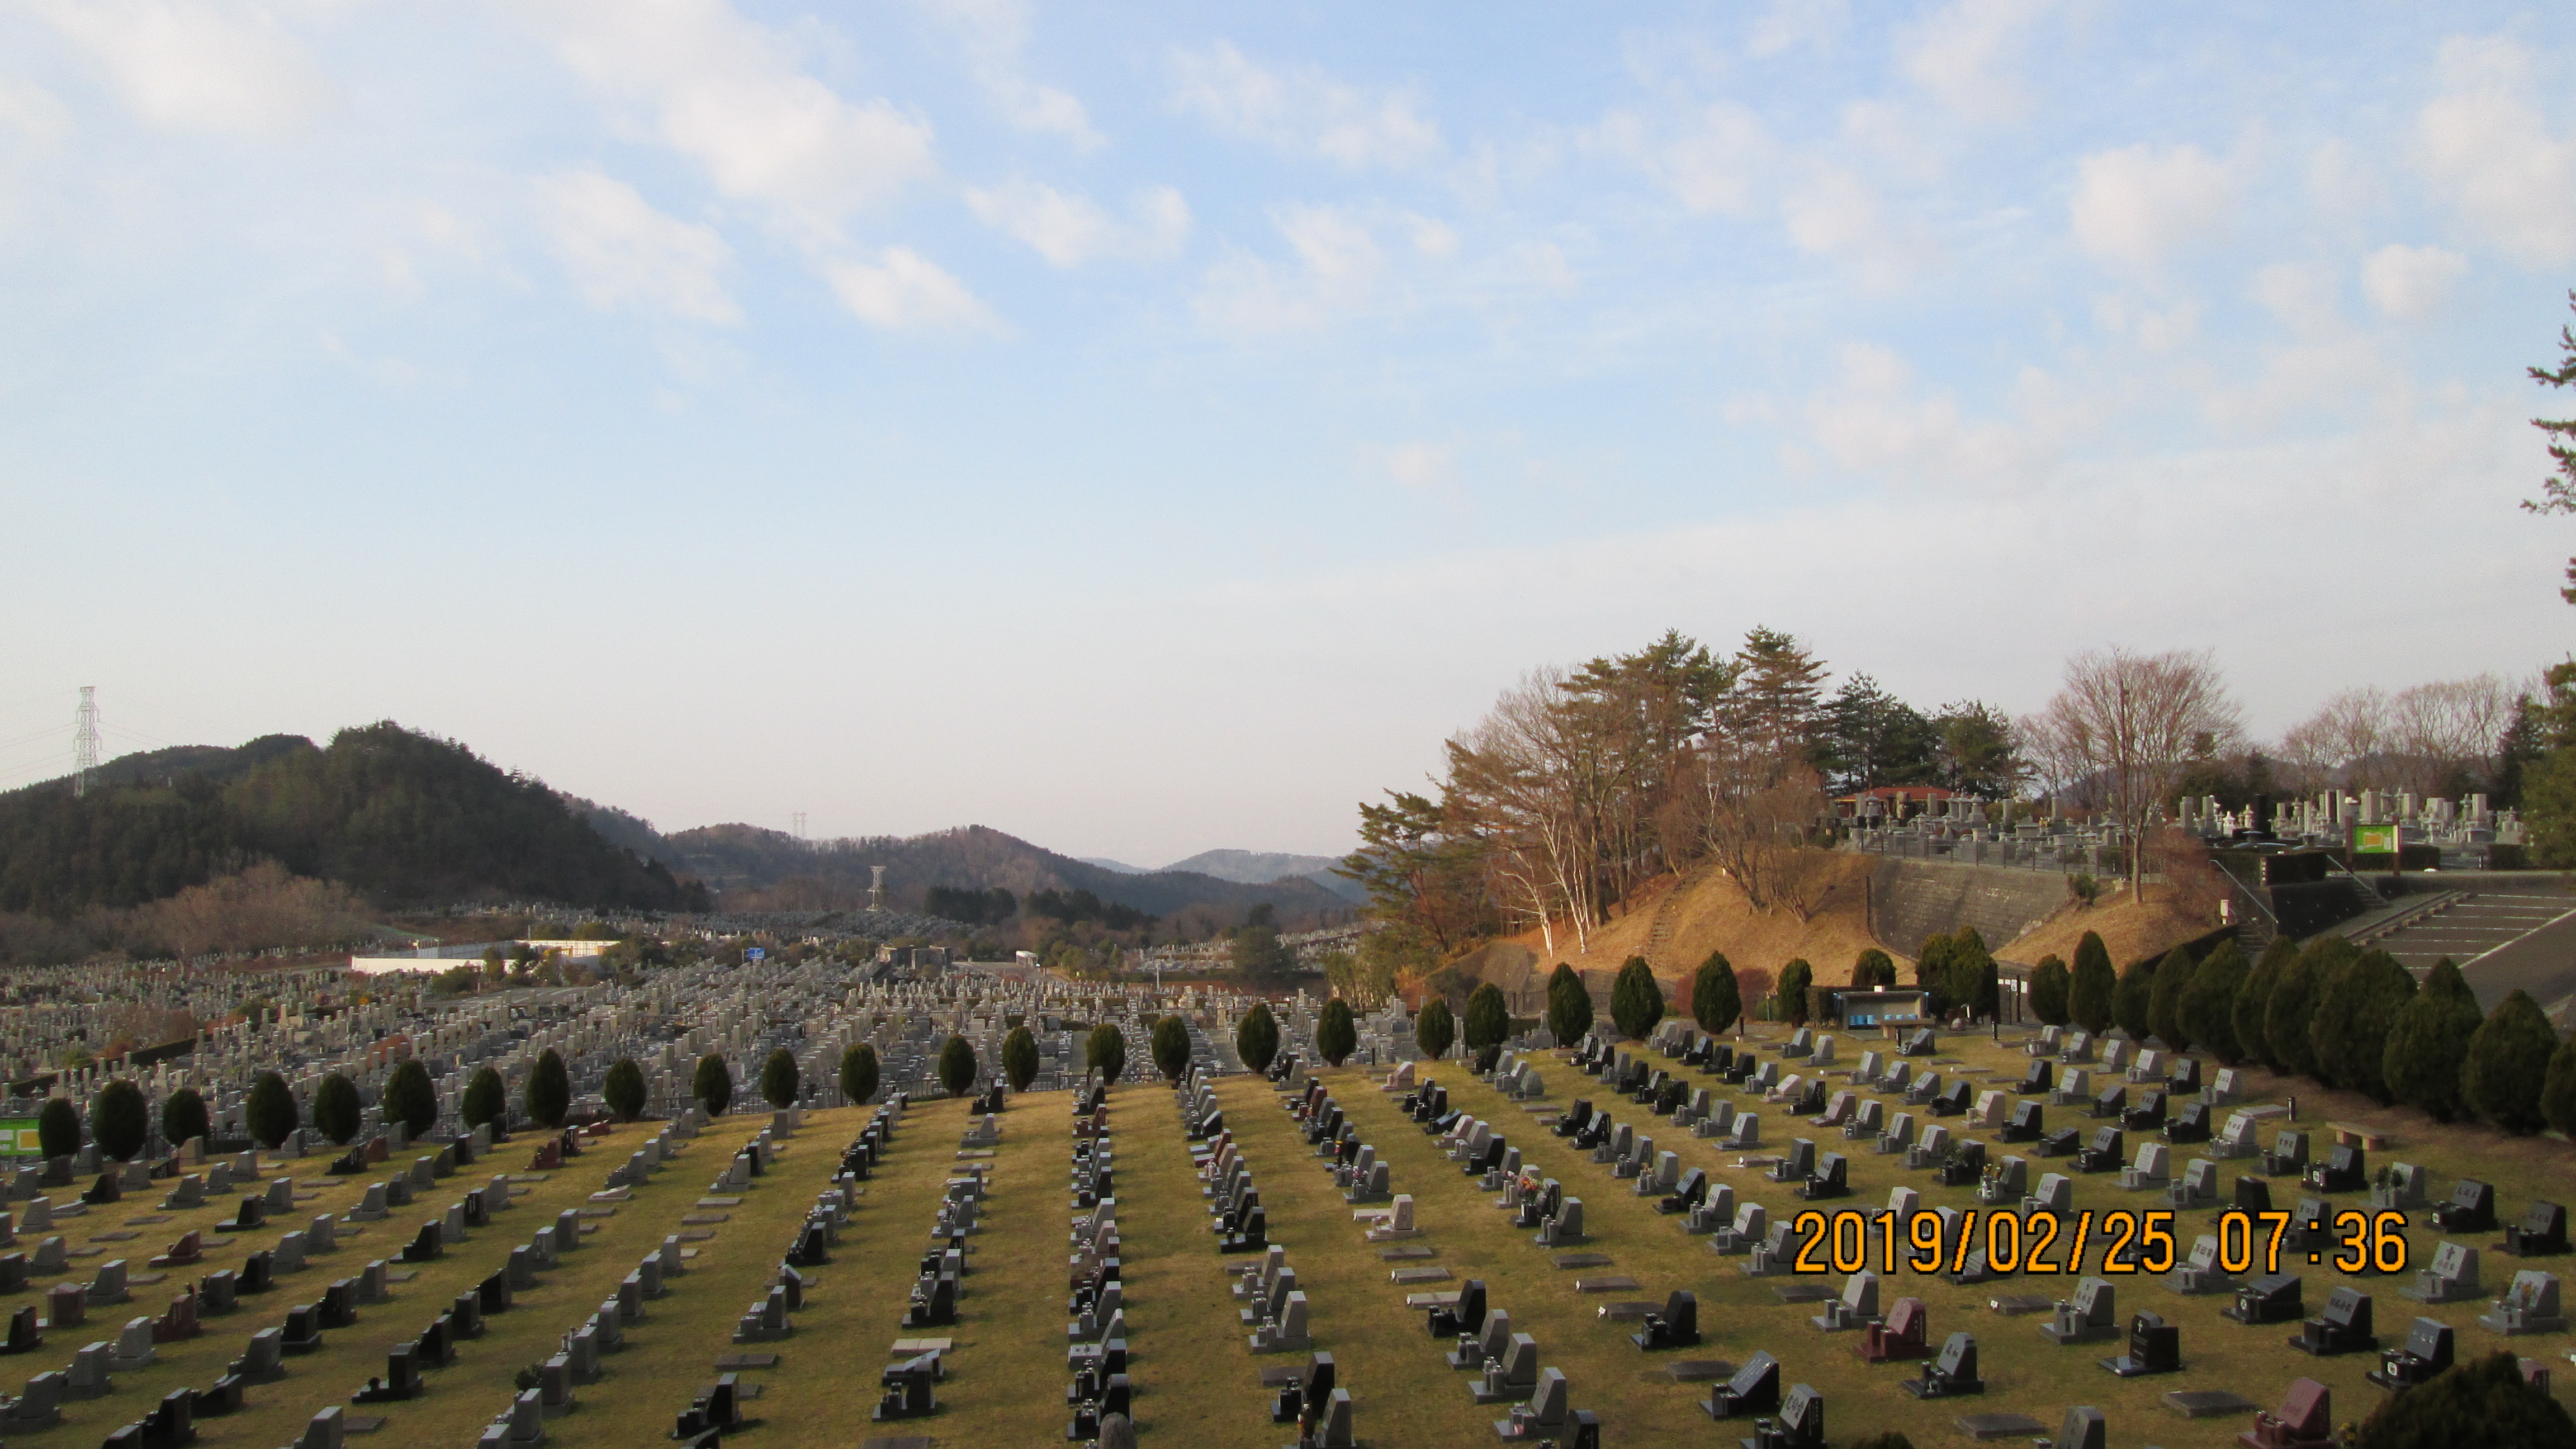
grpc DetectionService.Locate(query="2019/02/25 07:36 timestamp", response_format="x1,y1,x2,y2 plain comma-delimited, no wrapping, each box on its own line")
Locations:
1781,1208,2412,1277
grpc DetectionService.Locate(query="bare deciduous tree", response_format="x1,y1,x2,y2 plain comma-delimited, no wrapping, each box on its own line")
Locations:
2274,673,2528,797
2027,647,2245,895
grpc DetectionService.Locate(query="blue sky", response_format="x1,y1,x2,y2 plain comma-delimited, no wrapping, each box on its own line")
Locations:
3,1,2574,864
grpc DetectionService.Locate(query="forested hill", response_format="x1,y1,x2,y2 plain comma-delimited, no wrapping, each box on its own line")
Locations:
0,723,703,916
669,822,1352,926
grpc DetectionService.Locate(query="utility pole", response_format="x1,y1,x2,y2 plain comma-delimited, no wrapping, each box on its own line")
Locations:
72,686,100,798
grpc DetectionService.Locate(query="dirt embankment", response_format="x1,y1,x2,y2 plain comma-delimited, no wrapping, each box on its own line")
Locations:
1997,883,2218,969
1497,852,1898,991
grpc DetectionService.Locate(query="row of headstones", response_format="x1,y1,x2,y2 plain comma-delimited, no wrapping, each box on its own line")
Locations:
1197,1068,1343,1449
1062,1082,1129,1443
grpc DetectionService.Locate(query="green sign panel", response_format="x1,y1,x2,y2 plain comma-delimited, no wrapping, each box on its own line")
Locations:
2352,823,2401,855
0,1119,41,1157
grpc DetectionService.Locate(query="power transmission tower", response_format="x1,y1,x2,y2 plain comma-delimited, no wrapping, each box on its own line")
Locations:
72,686,100,798
793,811,808,841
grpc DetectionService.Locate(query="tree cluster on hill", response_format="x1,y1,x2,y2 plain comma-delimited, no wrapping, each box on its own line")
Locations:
1024,887,1154,930
0,723,703,921
923,884,1018,925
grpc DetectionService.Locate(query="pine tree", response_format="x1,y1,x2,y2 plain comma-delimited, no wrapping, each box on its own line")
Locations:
91,1079,148,1161
461,1067,506,1131
839,1044,880,1105
2385,959,2481,1123
2311,949,2416,1102
2463,990,2560,1133
1778,959,1814,1026
159,1087,209,1150
693,1053,734,1116
1693,951,1742,1034
1464,983,1510,1054
1002,1027,1040,1092
246,1070,298,1149
1315,1000,1358,1066
385,1058,438,1136
937,1035,978,1096
312,1073,362,1145
2265,938,2351,1081
1233,1005,1279,1073
1611,957,1665,1039
2147,945,2196,1050
36,1097,78,1160
1151,1016,1191,1082
1546,964,1593,1046
2113,954,2158,1041
1415,998,1455,1060
2234,936,2296,1070
2177,940,2246,1063
2027,955,2071,1026
603,1059,646,1122
1086,1024,1126,1085
760,1048,799,1109
2069,932,2116,1034
527,1048,572,1128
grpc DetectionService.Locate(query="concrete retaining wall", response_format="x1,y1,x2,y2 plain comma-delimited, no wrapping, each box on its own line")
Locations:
1868,858,2069,961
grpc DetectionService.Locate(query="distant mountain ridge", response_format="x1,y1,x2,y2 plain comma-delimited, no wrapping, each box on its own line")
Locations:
669,823,1352,925
1159,848,1366,903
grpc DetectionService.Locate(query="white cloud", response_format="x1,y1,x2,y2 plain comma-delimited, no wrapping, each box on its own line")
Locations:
964,180,1188,267
1748,0,1850,59
1900,0,2052,122
2070,141,2236,271
2094,295,2202,353
535,169,741,324
2361,244,2469,323
1407,215,1460,261
1782,167,1923,282
1170,41,1441,169
523,0,936,243
911,0,1102,149
823,247,998,332
2418,35,2576,266
2252,262,2341,336
1592,101,1775,216
0,78,72,145
1379,442,1451,489
1194,203,1386,334
1802,341,2075,491
30,0,332,135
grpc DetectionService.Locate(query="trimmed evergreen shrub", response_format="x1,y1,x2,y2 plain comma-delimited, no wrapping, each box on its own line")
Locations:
2311,949,2416,1102
1546,964,1593,1045
840,1044,880,1105
2113,954,2158,1042
159,1087,209,1150
1002,1027,1040,1092
461,1067,506,1132
2177,940,2246,1063
1086,1023,1126,1085
245,1071,298,1149
385,1059,437,1137
312,1073,362,1145
2541,1032,2576,1136
2384,959,2480,1123
937,1035,977,1096
1777,959,1814,1027
1415,998,1455,1060
1234,1005,1279,1073
36,1097,78,1159
1850,948,1897,991
603,1059,646,1122
2027,955,2071,1027
2147,945,2196,1050
1694,951,1743,1034
1611,956,1665,1039
1913,933,1957,1016
527,1048,572,1128
1151,1015,1191,1082
1464,983,1510,1050
2266,937,2352,1081
693,1054,733,1116
91,1079,148,1161
2234,937,2295,1070
1315,1000,1358,1066
2069,931,2116,1034
2463,990,2559,1132
759,1048,798,1109
2357,1349,2575,1448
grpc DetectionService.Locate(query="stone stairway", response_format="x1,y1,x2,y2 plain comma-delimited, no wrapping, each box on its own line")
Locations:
1643,868,1714,973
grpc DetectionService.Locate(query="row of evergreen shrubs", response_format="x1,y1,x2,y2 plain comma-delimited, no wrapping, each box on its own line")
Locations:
2019,929,2576,1135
